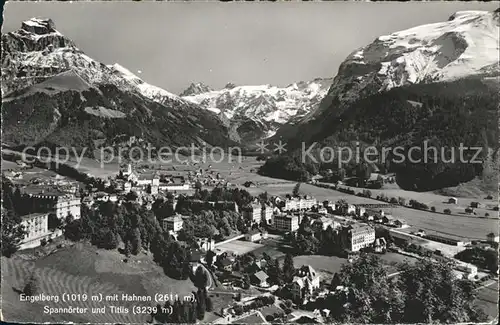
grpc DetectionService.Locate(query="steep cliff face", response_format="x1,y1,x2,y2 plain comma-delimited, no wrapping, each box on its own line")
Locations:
1,18,235,151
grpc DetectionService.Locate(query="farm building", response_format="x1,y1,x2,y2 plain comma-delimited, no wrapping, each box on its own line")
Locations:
486,233,499,243
448,197,458,204
424,233,470,246
470,202,482,208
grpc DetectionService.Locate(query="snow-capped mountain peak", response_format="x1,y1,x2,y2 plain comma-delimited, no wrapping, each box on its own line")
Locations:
2,18,235,149
306,9,500,121
180,82,213,96
2,19,129,95
21,18,60,35
107,63,188,106
182,79,332,124
179,78,331,143
108,63,143,86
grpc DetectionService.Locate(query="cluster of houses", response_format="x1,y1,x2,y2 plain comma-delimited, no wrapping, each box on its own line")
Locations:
239,197,387,253
351,205,408,228
6,162,395,261
210,251,323,305
116,163,235,196
187,168,231,188
117,163,190,195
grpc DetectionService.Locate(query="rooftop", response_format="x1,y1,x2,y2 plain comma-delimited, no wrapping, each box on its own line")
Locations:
346,223,373,232
21,212,49,220
164,215,183,222
276,214,299,220
253,270,269,281
247,229,261,236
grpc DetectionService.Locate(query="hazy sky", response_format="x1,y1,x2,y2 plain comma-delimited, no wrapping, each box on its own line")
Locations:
3,1,498,94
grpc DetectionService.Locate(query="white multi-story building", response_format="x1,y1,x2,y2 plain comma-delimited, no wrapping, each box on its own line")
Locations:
289,265,321,303
20,212,55,249
283,196,317,211
162,215,184,233
300,197,317,210
342,223,375,252
28,192,81,220
197,238,215,251
244,203,262,224
355,206,366,217
274,214,299,232
261,205,273,224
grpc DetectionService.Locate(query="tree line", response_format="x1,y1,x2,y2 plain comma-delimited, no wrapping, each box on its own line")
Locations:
325,254,488,323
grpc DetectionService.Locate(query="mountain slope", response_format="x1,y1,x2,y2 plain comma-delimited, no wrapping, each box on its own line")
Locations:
305,10,499,124
273,10,499,145
261,10,499,191
1,18,235,152
181,78,332,143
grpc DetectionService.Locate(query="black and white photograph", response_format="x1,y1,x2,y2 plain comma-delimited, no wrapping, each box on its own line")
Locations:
1,1,499,324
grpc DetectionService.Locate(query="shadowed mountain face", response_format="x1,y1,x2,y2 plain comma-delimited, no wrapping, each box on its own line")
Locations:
1,18,236,153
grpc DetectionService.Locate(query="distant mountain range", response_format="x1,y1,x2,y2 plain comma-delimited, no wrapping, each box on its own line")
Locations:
180,79,332,143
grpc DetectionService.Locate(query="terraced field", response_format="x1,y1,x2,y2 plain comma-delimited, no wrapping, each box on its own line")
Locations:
1,243,195,323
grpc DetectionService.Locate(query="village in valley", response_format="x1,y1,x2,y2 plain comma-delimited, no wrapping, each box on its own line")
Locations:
2,3,500,324
1,150,498,324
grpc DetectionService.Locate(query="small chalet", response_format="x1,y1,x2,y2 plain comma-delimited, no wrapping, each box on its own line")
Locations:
393,219,408,228
382,215,395,225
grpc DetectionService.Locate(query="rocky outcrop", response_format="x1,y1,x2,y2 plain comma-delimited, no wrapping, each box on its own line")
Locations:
180,82,213,96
